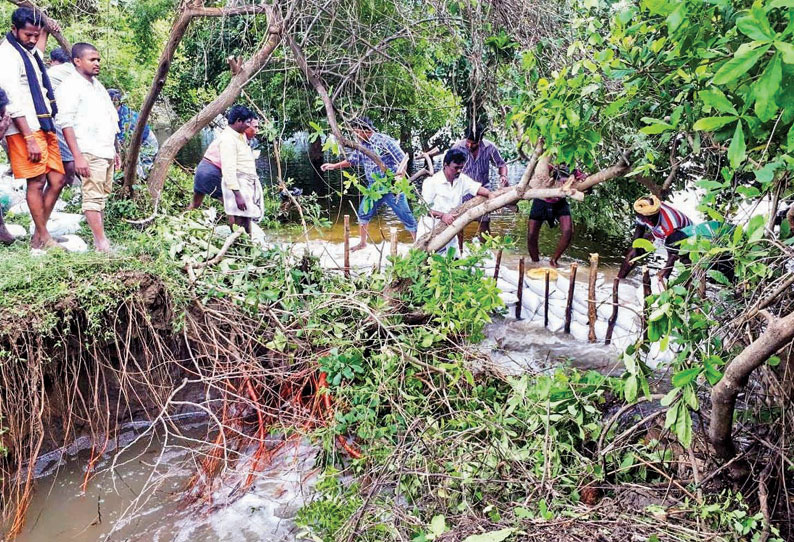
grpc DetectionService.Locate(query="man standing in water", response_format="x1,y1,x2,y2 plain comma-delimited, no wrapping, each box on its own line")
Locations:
617,195,693,282
452,124,508,247
527,164,586,268
417,148,494,255
56,42,120,252
218,105,263,234
321,117,417,251
0,7,66,250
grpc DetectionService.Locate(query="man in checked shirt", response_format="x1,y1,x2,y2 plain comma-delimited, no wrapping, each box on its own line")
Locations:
321,117,417,251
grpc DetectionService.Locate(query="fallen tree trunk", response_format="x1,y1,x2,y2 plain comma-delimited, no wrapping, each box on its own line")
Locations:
709,309,794,461
415,147,631,252
145,3,283,204
123,1,277,196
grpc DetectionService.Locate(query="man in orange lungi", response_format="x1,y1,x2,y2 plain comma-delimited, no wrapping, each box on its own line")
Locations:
0,7,66,250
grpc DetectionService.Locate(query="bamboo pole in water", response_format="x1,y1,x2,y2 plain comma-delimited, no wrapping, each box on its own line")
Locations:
605,278,620,345
516,257,526,319
493,249,503,280
564,263,578,333
390,227,398,259
344,215,350,277
588,253,599,342
544,270,550,328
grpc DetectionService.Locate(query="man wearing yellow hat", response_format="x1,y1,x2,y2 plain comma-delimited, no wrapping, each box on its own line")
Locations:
617,195,693,281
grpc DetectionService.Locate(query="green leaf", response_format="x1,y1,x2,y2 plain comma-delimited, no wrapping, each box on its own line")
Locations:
463,529,515,542
429,515,447,536
625,374,638,402
692,116,737,131
632,238,655,252
713,43,771,85
672,367,699,387
774,41,794,64
675,403,693,448
768,355,781,367
666,3,687,33
707,269,732,285
767,0,794,12
728,121,747,169
698,89,738,115
788,123,794,151
747,214,766,241
755,53,783,121
736,7,775,42
640,121,674,135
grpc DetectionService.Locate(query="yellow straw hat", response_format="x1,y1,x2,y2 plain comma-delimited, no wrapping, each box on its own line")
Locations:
634,194,661,216
526,267,559,281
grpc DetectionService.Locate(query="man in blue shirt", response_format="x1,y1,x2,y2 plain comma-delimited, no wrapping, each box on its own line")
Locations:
321,117,417,251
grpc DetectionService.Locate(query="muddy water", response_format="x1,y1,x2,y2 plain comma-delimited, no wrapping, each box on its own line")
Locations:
13,420,318,542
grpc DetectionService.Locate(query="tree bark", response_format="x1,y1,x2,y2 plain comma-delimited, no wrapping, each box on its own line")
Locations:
145,4,283,203
709,309,794,461
122,1,276,196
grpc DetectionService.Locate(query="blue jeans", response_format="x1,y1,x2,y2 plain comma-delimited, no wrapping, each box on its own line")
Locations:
358,193,417,232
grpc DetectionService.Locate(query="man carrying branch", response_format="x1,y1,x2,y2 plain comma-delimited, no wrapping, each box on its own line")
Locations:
417,148,494,255
321,117,417,251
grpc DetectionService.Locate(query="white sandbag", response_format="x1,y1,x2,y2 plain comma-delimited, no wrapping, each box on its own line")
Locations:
60,234,88,253
547,313,565,333
6,223,27,238
569,320,590,342
594,320,608,341
249,222,267,247
29,212,83,236
521,288,542,313
499,291,519,305
497,278,517,293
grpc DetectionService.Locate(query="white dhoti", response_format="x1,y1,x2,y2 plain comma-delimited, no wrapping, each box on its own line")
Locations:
222,171,264,221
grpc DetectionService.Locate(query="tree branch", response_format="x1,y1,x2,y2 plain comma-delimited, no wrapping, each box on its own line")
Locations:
145,3,283,204
286,34,387,171
709,309,794,461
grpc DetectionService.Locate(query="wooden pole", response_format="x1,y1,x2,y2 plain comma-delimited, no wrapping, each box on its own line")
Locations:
605,278,620,345
641,266,651,335
389,227,398,259
544,269,550,328
344,215,350,277
516,257,526,320
587,253,599,343
493,249,503,280
564,264,578,334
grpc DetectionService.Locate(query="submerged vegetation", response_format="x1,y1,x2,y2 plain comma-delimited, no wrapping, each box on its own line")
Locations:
0,0,793,540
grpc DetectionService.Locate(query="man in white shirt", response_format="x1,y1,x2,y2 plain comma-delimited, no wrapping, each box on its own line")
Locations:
0,7,66,250
56,42,119,252
418,147,493,255
47,47,76,186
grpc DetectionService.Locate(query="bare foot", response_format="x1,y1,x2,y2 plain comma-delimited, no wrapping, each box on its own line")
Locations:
0,225,15,245
95,239,111,253
31,233,52,250
350,243,367,252
549,259,559,268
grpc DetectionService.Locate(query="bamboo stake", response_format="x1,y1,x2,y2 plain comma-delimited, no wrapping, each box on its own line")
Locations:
605,278,620,345
544,270,550,328
516,257,526,320
493,249,503,280
344,215,350,277
588,253,599,342
641,266,651,335
564,264,578,334
389,227,398,259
